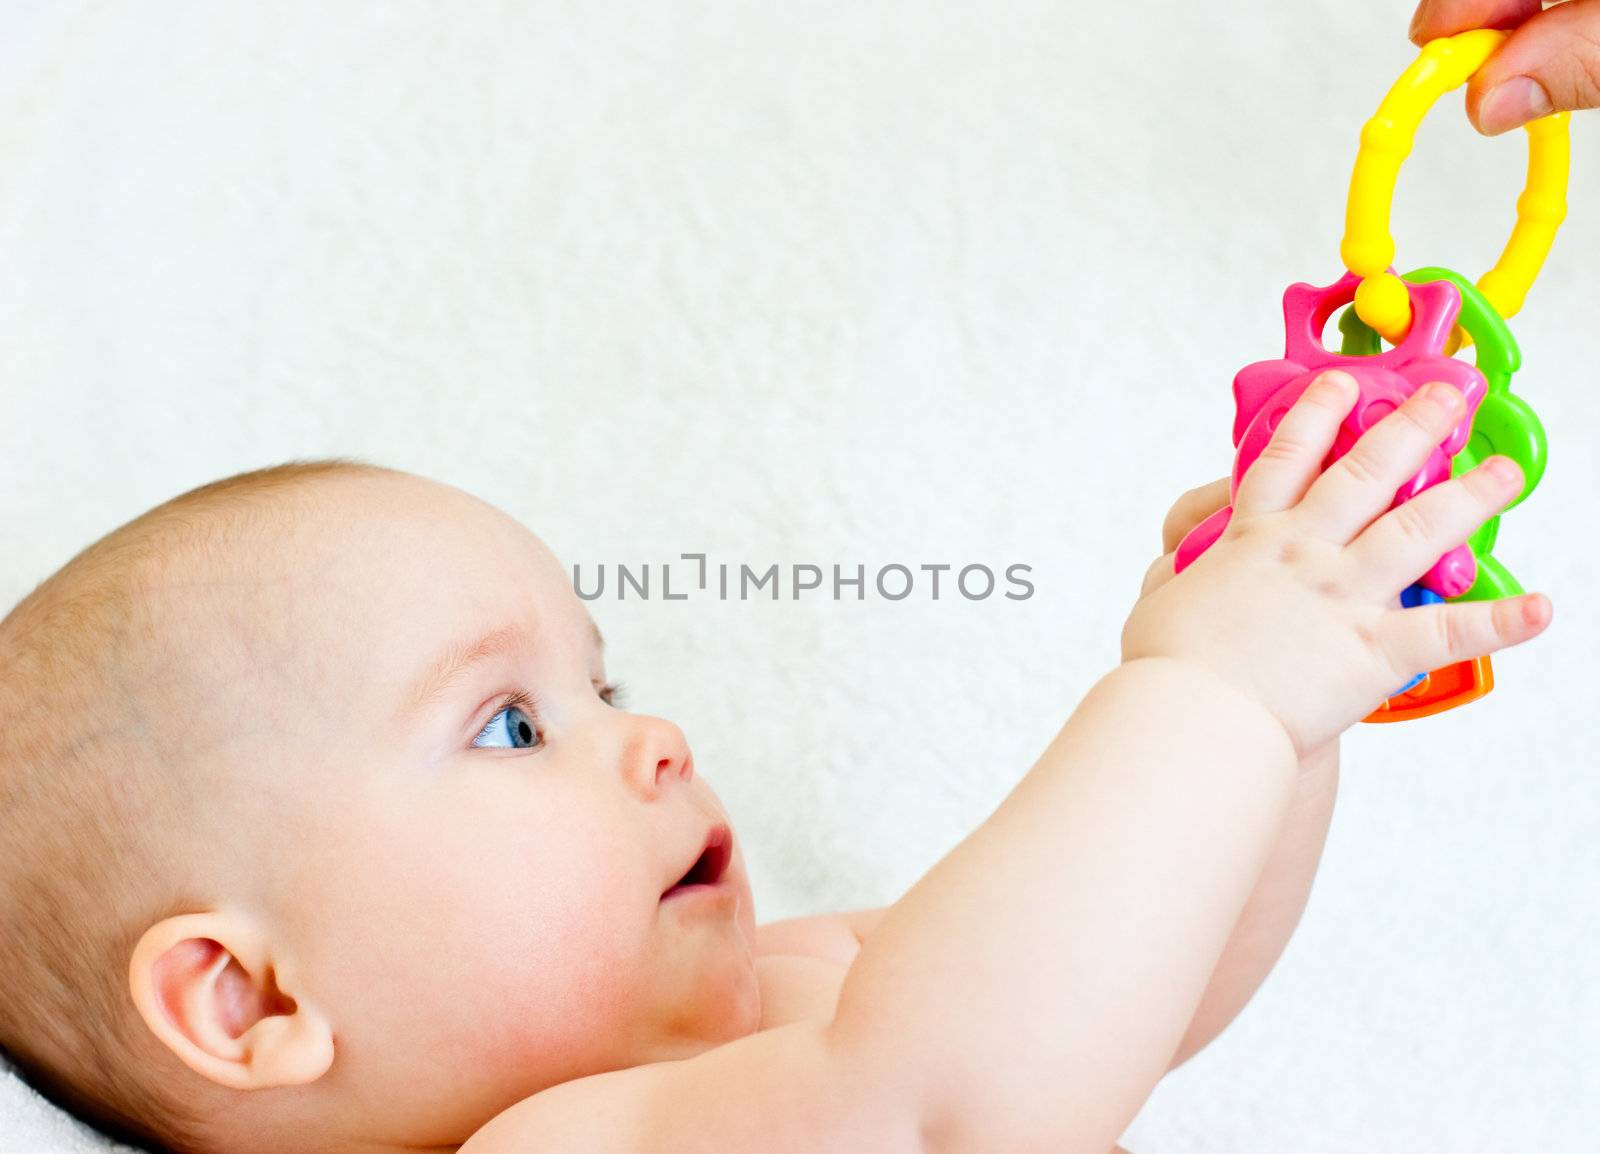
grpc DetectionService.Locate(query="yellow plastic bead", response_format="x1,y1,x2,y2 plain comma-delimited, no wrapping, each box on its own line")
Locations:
1355,273,1413,344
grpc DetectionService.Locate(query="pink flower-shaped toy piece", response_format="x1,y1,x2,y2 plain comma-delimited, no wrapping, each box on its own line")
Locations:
1175,271,1486,598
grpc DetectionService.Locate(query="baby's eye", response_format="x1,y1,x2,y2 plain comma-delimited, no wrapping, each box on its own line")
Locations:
472,704,543,750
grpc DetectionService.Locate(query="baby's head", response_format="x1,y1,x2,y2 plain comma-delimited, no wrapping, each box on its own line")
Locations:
0,463,759,1152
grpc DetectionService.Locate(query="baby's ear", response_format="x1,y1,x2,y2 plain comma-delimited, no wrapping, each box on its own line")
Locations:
128,910,334,1090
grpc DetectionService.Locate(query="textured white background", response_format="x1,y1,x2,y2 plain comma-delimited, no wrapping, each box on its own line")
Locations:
2,1,1597,1151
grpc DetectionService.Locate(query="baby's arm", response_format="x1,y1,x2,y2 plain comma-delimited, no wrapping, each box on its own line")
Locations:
1145,479,1342,1067
1170,738,1338,1066
831,658,1302,1154
757,741,1336,1075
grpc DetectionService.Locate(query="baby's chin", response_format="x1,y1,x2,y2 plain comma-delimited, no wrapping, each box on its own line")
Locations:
651,905,762,1053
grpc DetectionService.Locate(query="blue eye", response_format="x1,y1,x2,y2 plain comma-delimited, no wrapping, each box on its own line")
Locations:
473,704,542,750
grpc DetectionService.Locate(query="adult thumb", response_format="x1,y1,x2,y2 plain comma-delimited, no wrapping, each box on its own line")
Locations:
1467,0,1600,133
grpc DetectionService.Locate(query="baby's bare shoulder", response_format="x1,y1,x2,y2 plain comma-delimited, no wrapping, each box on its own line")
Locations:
460,1018,927,1154
754,907,887,964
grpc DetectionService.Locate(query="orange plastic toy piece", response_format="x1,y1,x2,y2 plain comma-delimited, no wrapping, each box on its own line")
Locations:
1362,655,1494,723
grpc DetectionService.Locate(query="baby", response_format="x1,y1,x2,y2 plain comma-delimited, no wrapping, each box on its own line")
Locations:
0,371,1550,1154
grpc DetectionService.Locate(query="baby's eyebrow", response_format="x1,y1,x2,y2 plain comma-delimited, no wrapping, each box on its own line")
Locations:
406,624,534,713
405,619,606,714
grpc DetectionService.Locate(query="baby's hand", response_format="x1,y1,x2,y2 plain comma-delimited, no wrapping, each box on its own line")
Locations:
1121,370,1553,755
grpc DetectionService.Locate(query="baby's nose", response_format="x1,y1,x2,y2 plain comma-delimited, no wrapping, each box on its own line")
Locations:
621,714,693,797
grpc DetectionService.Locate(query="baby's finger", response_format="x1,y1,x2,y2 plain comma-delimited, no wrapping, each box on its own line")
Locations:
1346,455,1524,599
1161,477,1232,554
1375,591,1552,682
1232,372,1360,518
1140,552,1176,598
1294,381,1467,543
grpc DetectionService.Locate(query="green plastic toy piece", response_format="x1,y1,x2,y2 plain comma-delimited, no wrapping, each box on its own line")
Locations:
1338,265,1547,601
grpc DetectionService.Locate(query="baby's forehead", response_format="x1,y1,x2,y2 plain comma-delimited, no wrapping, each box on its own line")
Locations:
144,472,583,712
217,469,552,583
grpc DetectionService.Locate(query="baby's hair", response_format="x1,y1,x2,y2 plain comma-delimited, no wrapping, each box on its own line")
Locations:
0,458,389,1152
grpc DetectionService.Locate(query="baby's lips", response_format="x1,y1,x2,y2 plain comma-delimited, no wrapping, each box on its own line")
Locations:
661,822,734,897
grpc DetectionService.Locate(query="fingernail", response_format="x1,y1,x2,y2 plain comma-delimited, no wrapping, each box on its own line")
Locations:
1419,381,1463,412
1486,455,1523,486
1313,370,1356,398
1478,76,1554,135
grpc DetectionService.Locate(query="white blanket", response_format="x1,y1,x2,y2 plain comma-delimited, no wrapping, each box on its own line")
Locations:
3,2,1597,1151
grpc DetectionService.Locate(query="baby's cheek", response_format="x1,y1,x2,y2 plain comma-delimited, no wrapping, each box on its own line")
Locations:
417,807,645,1048
293,766,661,1088
449,880,659,1095
332,822,632,1091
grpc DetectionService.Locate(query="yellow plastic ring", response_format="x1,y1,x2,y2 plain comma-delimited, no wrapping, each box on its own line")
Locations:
1341,29,1570,344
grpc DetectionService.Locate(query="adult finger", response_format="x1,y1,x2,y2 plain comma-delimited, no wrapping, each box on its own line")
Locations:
1409,0,1541,45
1463,0,1600,133
1294,381,1467,543
1161,476,1232,554
1231,371,1360,519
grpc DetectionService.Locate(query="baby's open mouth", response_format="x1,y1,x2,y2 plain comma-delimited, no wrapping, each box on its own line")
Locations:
661,823,732,899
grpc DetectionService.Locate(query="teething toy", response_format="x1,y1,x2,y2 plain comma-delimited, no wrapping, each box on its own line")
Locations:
1179,30,1570,724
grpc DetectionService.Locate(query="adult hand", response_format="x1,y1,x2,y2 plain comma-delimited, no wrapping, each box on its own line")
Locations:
1410,0,1600,134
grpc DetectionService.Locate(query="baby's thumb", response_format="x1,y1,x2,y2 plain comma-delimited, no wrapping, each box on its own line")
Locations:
1467,0,1600,133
